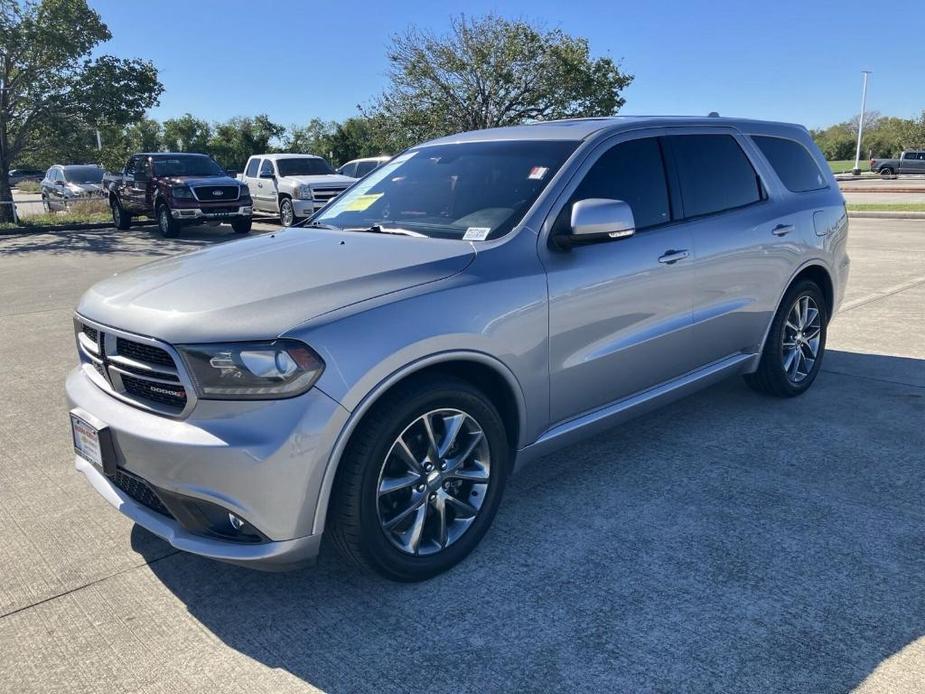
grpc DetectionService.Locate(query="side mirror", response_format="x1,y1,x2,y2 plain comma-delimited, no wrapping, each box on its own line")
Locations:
568,198,636,241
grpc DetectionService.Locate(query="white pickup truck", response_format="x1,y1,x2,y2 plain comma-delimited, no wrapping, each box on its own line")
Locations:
242,153,356,226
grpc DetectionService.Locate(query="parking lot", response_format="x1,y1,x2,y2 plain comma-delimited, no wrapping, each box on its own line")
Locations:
0,219,922,692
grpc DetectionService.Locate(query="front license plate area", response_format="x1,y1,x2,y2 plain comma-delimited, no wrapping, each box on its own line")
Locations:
70,411,116,476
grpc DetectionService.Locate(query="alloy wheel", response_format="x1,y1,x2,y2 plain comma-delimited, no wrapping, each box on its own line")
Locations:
377,408,491,556
281,200,294,226
781,295,822,383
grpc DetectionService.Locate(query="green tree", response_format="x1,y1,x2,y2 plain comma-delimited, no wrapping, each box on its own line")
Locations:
208,114,284,171
285,118,337,159
0,0,162,221
367,14,633,150
162,113,211,153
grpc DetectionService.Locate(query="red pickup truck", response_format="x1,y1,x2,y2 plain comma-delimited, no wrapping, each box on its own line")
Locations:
108,152,252,237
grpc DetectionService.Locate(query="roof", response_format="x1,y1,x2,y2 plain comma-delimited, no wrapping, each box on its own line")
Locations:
420,115,808,146
257,153,324,161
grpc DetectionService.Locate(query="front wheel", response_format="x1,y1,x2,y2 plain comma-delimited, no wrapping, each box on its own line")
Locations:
111,198,131,230
156,203,180,238
328,376,510,581
744,280,828,397
231,217,252,234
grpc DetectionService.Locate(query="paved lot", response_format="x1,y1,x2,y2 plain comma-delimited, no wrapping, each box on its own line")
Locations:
0,220,923,693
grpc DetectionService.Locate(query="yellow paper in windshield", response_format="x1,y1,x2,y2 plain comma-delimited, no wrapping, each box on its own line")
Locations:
344,193,383,211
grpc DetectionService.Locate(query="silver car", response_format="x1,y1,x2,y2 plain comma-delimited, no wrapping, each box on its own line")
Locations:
42,164,106,211
67,116,849,581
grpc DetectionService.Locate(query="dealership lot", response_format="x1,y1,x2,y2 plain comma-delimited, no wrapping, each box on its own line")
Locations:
0,220,923,692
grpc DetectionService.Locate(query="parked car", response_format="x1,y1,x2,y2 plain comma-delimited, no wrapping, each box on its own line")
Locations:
8,168,44,186
337,156,391,178
870,150,925,177
41,164,106,211
67,116,849,581
108,152,252,237
242,153,354,227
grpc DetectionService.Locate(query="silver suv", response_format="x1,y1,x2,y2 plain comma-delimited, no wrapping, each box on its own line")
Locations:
67,116,849,581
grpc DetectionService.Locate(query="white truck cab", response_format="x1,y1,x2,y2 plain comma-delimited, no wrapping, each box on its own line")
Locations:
242,153,355,226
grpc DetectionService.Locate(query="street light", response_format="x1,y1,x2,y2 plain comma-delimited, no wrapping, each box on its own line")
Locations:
852,70,871,176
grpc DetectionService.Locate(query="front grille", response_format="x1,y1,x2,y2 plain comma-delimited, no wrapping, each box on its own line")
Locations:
122,373,187,408
116,338,174,367
193,185,240,201
83,325,99,343
111,468,173,518
201,206,240,214
311,186,348,203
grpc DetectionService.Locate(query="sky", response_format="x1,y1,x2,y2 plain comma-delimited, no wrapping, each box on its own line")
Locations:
89,0,925,131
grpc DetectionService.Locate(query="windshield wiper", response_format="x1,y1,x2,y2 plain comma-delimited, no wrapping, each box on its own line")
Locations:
344,224,425,238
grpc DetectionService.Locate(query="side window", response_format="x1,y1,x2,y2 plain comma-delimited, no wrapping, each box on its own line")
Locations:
564,137,671,230
668,134,763,218
752,136,827,193
340,162,357,178
356,161,377,177
244,158,260,178
259,159,274,177
133,157,149,178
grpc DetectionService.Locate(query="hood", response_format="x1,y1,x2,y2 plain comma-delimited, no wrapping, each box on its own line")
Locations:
163,175,241,187
69,182,103,193
280,174,356,187
77,228,474,343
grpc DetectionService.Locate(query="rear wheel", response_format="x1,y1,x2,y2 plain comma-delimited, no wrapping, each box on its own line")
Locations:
744,280,827,397
156,203,179,238
880,167,894,178
328,376,510,581
111,198,131,230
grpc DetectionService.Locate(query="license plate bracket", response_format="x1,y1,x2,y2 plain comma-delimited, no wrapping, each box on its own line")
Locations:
70,410,117,477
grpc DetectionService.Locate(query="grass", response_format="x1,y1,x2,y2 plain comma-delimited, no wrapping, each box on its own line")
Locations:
828,159,869,174
0,199,110,230
14,180,42,193
846,202,925,212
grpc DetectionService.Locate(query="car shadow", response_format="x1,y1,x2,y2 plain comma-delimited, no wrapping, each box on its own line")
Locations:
0,224,259,258
134,349,925,693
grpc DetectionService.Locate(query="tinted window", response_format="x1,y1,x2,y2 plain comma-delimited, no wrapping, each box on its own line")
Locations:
668,134,763,217
259,159,274,177
356,161,379,177
63,166,104,184
339,163,357,177
567,137,671,230
244,158,259,177
151,155,223,177
276,157,334,176
752,136,826,192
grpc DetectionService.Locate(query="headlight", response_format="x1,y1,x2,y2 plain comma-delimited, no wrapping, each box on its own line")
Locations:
296,184,313,200
171,186,194,199
178,339,325,400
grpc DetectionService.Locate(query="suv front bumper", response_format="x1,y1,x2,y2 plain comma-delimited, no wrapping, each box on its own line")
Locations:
66,367,349,571
171,205,252,221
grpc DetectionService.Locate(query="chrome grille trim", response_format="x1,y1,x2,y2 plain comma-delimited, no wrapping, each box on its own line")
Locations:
310,186,349,203
73,314,197,418
191,185,241,202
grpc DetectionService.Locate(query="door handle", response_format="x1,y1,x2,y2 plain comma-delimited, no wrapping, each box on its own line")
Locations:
257,182,263,188
772,224,794,237
658,249,689,264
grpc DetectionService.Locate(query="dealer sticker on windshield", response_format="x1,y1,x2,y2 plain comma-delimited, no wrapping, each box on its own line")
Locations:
343,193,383,212
463,227,491,241
528,166,549,180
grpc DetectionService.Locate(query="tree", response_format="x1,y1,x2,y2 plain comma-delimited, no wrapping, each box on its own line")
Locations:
285,118,337,159
162,113,211,153
208,114,284,171
367,14,633,150
0,0,162,221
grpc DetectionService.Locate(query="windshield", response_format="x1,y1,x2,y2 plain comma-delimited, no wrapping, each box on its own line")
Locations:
63,166,104,184
151,155,225,177
313,140,578,240
277,157,335,177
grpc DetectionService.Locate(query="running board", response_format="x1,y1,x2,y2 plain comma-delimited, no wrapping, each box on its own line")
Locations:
515,352,757,470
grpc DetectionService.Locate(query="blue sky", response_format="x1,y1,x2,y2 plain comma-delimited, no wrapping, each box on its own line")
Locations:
90,0,925,131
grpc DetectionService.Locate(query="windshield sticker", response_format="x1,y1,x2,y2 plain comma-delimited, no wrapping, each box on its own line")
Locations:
343,193,383,212
463,227,491,241
528,166,549,180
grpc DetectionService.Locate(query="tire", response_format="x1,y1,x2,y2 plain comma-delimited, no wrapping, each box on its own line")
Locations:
744,280,828,397
328,376,510,581
156,203,179,238
111,198,131,230
42,195,50,213
231,216,252,234
880,167,894,178
279,197,295,227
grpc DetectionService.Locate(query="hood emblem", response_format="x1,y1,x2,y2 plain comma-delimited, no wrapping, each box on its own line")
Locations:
212,190,224,196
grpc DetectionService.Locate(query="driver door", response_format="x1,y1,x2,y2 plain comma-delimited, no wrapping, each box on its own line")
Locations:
541,132,698,424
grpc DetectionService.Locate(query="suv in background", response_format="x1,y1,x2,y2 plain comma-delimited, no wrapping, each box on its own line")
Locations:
337,156,391,178
108,153,252,237
68,116,848,581
242,154,355,227
870,150,925,177
41,164,106,211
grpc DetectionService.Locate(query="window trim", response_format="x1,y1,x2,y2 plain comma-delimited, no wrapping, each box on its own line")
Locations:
750,134,829,194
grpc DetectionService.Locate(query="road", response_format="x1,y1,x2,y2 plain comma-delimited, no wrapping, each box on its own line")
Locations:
0,220,923,693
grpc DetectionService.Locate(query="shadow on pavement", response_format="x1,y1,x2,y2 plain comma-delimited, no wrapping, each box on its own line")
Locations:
0,225,251,257
135,349,925,692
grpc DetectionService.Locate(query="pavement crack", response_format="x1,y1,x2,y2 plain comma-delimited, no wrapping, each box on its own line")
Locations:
0,549,181,621
839,275,925,312
821,367,925,390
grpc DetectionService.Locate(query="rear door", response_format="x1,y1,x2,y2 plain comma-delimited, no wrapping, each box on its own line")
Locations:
672,130,810,365
542,130,698,424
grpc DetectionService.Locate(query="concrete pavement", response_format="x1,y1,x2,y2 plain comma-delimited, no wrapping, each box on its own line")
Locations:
0,220,923,693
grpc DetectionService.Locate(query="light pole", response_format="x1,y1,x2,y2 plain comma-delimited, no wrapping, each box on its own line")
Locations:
852,70,871,176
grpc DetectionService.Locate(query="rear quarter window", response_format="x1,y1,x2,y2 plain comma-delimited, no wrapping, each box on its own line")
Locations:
752,136,827,192
667,134,764,218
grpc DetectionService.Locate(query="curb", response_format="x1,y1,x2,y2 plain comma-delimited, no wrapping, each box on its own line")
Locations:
840,187,925,193
0,220,156,236
847,211,925,220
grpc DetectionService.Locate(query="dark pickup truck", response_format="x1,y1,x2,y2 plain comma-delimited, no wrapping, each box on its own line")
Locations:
870,150,925,178
108,152,252,237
